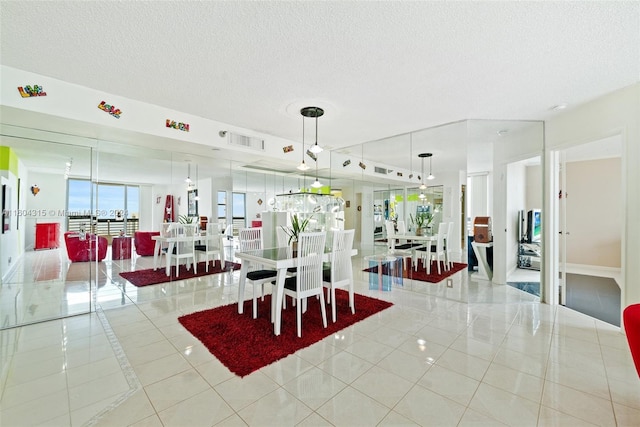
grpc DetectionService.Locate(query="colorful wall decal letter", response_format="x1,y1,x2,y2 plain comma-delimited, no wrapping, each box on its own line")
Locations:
98,101,122,119
18,85,47,97
166,119,190,132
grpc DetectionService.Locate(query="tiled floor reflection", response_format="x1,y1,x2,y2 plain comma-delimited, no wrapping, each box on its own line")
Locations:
1,247,638,426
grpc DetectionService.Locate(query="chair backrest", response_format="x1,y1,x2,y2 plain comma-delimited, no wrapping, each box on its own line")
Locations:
385,220,395,237
168,223,185,237
446,222,454,248
397,220,406,235
295,231,327,294
385,220,396,250
168,224,195,255
330,229,355,283
238,227,263,251
162,222,177,237
204,222,221,250
435,222,447,253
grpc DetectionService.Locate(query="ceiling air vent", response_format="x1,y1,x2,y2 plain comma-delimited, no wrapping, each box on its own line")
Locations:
227,132,265,151
374,166,387,174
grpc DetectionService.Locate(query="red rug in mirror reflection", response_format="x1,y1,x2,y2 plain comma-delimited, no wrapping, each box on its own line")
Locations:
364,258,467,283
178,289,393,377
119,260,240,287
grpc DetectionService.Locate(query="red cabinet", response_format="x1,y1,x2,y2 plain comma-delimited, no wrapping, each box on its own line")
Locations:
35,222,60,250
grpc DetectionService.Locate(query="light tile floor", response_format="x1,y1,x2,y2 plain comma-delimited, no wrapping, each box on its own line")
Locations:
1,248,639,426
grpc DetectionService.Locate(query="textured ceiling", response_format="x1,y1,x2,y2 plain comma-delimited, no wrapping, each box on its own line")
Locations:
0,1,638,185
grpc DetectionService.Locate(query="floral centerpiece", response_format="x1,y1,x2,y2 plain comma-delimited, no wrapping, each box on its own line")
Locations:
281,213,312,251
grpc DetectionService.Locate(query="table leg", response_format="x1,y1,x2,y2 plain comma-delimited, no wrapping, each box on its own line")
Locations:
153,240,161,270
472,243,493,280
273,269,287,336
237,261,249,314
165,242,175,276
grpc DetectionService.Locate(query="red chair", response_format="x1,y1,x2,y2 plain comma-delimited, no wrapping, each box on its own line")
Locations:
64,232,107,262
623,304,640,377
134,231,160,256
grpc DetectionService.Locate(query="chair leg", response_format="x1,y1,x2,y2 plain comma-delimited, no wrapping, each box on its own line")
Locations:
296,297,302,338
319,291,327,329
349,284,355,315
331,287,337,323
252,283,258,319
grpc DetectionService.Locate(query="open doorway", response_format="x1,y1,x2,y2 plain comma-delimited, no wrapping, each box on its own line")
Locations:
554,135,623,326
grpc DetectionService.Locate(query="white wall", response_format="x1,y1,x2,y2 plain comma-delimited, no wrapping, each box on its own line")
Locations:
506,161,527,275
24,171,67,250
492,123,544,285
565,157,622,268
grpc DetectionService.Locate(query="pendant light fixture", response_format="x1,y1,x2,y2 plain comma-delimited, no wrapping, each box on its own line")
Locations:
193,163,200,201
418,153,432,190
409,134,414,179
297,113,310,171
302,106,324,154
185,162,192,188
301,106,324,188
311,145,322,188
427,152,435,180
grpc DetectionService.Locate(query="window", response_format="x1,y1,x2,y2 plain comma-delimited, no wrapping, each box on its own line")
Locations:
217,191,226,220
232,192,246,234
67,179,140,235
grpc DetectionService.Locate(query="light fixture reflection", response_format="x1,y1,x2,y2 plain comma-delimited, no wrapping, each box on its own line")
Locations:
419,152,435,184
297,114,310,171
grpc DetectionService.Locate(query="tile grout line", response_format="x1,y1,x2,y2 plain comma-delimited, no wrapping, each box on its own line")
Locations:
82,307,142,427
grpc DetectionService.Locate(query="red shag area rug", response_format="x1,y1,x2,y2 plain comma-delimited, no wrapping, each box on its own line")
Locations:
364,258,467,283
178,289,393,377
119,260,240,287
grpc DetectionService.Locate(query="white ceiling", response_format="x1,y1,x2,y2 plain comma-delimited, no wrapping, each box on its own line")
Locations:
1,1,638,186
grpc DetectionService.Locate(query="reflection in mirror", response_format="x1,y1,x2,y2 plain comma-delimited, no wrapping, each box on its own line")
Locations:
1,125,96,328
465,120,544,297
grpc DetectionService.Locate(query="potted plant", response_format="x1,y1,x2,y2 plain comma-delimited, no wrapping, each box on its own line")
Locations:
281,213,312,252
179,214,194,224
178,215,197,236
410,212,434,236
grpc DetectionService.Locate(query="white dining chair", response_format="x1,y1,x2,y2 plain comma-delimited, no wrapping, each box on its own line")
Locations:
418,222,449,275
282,231,328,337
195,222,222,272
445,221,454,269
386,220,420,271
323,229,355,322
239,227,278,319
166,223,197,277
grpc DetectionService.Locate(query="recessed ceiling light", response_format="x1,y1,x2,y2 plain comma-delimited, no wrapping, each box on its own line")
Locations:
497,129,509,136
551,103,568,111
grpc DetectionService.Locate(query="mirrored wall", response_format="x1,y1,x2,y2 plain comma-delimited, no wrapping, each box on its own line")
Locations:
0,116,543,329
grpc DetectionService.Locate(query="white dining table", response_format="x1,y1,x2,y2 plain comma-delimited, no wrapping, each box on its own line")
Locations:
391,233,437,274
235,246,357,336
151,233,224,276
